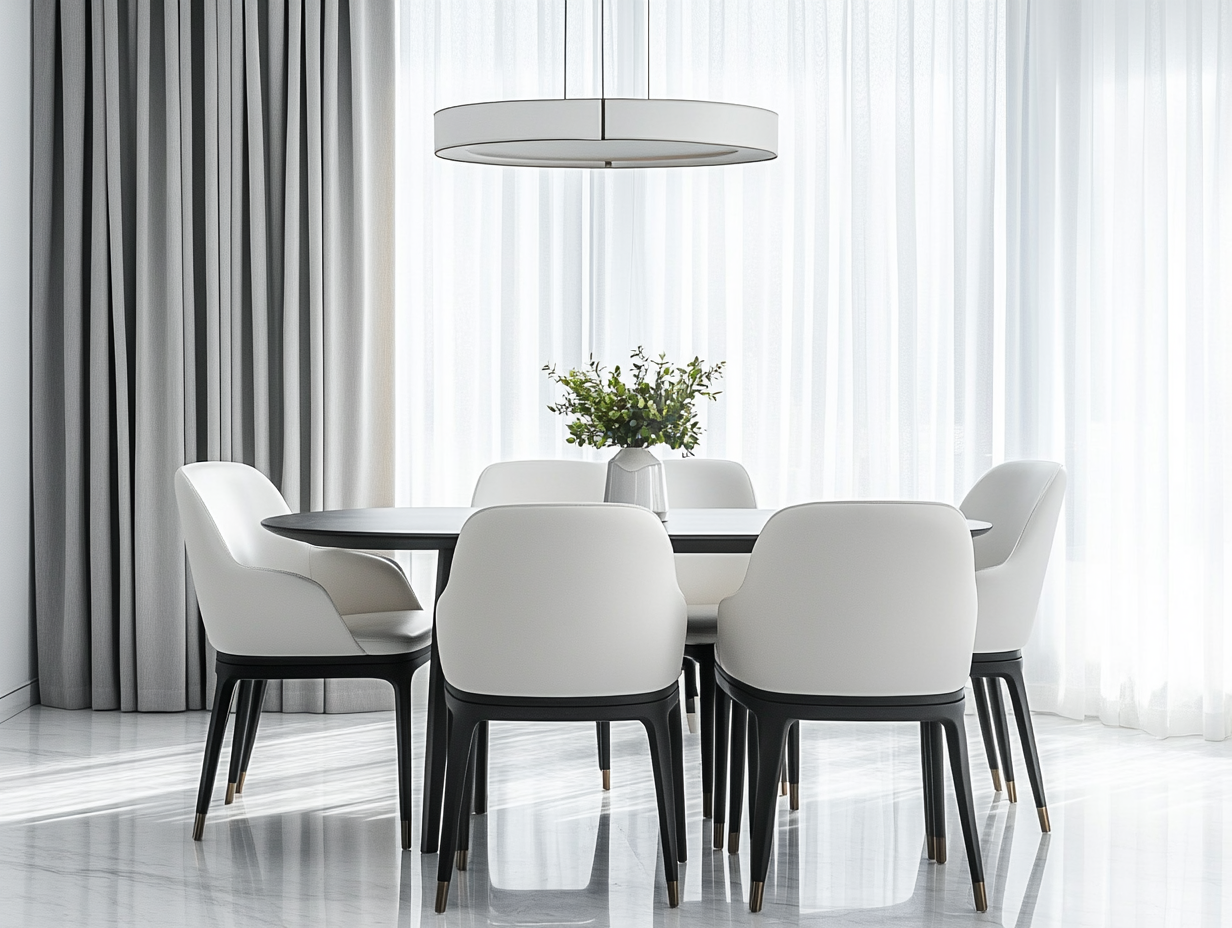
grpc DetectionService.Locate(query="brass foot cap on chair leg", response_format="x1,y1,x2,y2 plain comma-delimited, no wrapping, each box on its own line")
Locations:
667,880,680,907
749,881,765,912
602,769,611,791
1006,780,1018,803
401,819,412,850
225,782,237,805
935,837,947,864
455,850,468,871
192,813,206,841
728,831,740,854
973,881,988,912
703,793,712,819
926,836,936,860
434,881,450,913
789,783,799,811
713,824,725,849
991,768,1003,792
780,777,788,796
236,772,247,795
1037,806,1051,832
687,712,698,734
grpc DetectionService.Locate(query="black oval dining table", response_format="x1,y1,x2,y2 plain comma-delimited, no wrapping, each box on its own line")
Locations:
262,506,992,852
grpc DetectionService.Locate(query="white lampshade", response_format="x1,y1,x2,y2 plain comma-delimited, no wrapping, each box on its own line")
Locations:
434,98,777,169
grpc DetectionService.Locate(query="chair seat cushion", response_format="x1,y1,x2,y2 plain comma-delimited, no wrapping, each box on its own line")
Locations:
685,604,718,645
342,609,432,655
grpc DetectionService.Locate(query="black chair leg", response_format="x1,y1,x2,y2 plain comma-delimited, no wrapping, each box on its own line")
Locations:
939,709,988,912
236,679,267,795
435,712,480,913
727,704,747,854
1001,662,1051,831
393,675,415,850
595,721,611,790
746,712,789,913
711,686,730,848
926,721,947,863
920,722,935,859
683,657,699,732
786,721,800,810
972,676,1002,791
698,651,716,818
986,677,1018,802
642,706,682,907
668,699,688,862
472,720,489,814
226,680,255,805
193,673,240,840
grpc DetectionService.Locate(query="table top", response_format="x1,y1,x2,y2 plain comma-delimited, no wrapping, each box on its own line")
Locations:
262,506,992,554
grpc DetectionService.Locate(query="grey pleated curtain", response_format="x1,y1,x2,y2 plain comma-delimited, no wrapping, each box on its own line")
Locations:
32,0,398,712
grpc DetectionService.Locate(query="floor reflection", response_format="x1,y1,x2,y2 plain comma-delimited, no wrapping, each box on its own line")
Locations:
1,706,1230,927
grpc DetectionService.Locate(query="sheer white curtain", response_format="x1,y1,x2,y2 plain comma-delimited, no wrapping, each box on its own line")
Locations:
394,0,1004,507
1008,0,1232,738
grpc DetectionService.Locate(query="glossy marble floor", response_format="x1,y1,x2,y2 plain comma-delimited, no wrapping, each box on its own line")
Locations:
2,683,1230,927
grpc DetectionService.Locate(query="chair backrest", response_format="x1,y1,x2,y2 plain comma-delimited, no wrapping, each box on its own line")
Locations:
717,501,977,697
435,504,687,698
174,462,363,657
960,461,1066,651
662,459,757,607
471,460,607,507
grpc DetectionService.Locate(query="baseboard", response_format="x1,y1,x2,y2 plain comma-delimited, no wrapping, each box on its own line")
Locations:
0,680,38,724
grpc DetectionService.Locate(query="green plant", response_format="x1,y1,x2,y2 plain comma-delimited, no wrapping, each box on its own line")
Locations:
543,347,725,454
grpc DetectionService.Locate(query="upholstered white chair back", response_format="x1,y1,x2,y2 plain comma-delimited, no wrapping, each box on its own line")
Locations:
960,461,1066,652
717,501,977,697
175,462,420,657
435,504,687,698
471,460,607,506
662,459,756,610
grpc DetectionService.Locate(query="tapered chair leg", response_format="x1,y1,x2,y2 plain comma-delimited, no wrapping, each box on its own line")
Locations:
986,678,1018,802
456,734,478,869
435,714,480,913
669,701,688,862
472,720,489,814
786,721,800,810
699,653,716,818
1001,663,1051,831
193,674,240,841
972,677,1002,791
683,658,699,733
595,721,611,790
920,722,936,859
712,687,731,848
940,710,988,912
393,677,416,850
642,709,682,907
747,713,790,913
226,680,255,805
728,705,748,854
236,679,267,795
925,721,947,863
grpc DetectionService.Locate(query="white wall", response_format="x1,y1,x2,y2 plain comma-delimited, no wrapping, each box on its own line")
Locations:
0,0,33,723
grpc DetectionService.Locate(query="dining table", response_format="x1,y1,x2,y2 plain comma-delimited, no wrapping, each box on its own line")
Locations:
262,505,993,852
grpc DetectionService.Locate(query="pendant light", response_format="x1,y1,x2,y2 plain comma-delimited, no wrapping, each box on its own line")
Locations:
434,0,777,169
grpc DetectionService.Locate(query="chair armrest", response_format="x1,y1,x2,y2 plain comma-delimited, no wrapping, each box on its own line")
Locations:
308,548,423,615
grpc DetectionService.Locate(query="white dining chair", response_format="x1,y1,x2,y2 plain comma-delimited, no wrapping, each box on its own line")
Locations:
432,503,688,913
960,461,1066,832
716,501,987,913
175,462,432,848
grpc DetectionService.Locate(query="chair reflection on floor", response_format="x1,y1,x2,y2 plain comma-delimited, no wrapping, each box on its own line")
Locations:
471,801,612,925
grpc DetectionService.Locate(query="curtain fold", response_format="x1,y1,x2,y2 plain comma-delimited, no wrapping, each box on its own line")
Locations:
1007,0,1232,738
32,0,398,712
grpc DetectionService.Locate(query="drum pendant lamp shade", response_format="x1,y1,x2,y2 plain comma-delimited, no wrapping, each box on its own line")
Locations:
434,98,778,169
